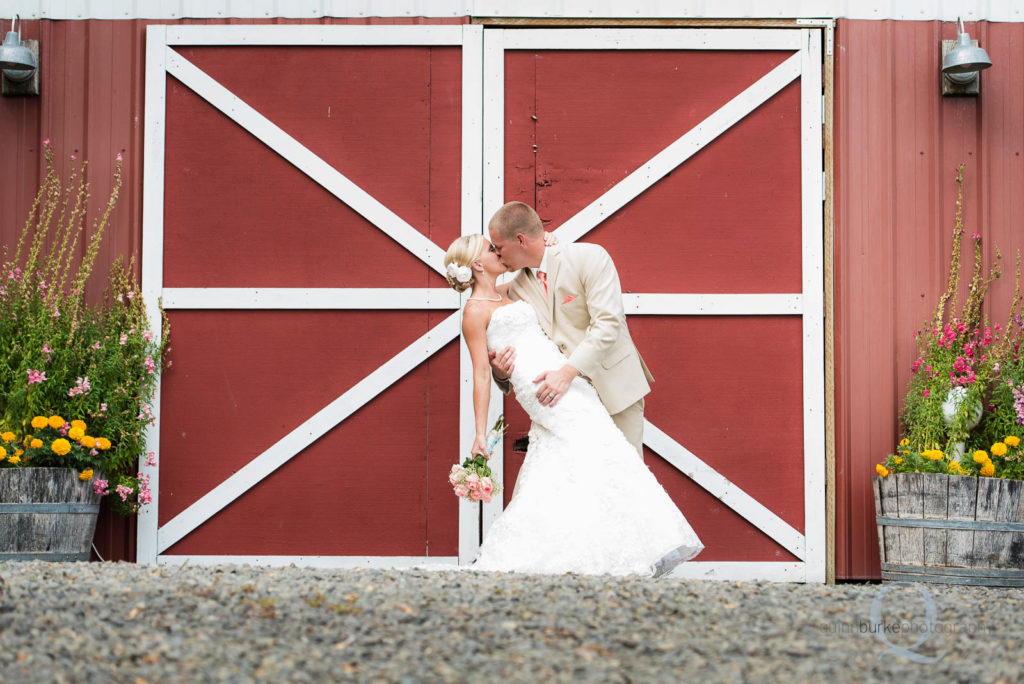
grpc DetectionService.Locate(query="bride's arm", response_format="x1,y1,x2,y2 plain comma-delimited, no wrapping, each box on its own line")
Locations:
462,305,494,458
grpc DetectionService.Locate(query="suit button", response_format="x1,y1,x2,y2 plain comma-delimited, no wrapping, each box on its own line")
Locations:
559,344,567,352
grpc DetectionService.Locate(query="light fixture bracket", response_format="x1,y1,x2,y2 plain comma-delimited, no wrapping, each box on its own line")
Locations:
2,37,39,96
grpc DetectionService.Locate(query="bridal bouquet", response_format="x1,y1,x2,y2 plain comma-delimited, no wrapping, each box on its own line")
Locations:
449,416,507,503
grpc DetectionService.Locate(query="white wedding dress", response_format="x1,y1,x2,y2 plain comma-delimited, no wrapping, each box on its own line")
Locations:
471,300,704,577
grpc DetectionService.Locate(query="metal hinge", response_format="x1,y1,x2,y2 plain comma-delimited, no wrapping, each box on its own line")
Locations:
796,18,835,56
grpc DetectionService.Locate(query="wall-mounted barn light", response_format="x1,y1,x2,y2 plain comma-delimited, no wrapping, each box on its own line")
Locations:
0,15,39,96
941,17,992,96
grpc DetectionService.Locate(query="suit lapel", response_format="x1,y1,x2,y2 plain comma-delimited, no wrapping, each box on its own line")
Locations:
544,244,564,324
512,268,552,334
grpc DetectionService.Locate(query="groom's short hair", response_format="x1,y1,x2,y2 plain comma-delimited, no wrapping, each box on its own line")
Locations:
490,201,543,239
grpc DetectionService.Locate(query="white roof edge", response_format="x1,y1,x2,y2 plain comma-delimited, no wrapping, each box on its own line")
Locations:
0,1,1020,23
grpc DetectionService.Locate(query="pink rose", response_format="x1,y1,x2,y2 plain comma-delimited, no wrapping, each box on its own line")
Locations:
465,473,481,490
480,492,492,504
468,489,482,502
480,477,494,496
453,484,470,498
93,479,109,496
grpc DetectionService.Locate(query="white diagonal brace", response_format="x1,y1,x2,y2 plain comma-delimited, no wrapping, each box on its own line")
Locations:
157,312,462,553
164,49,447,274
554,52,803,244
161,288,460,310
644,420,806,560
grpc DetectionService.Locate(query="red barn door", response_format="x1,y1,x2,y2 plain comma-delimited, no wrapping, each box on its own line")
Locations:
140,25,484,567
481,28,825,583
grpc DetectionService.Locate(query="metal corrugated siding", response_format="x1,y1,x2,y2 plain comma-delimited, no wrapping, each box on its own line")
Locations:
835,19,1024,579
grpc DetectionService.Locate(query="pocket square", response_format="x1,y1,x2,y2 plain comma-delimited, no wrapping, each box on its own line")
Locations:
562,294,577,304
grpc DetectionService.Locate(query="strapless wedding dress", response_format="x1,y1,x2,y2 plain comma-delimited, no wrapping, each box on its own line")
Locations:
471,300,704,577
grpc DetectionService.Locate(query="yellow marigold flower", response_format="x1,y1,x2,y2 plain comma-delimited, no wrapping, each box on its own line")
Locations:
894,457,903,465
7,454,20,465
0,447,5,459
48,415,65,429
70,420,87,432
991,442,1008,457
1005,435,1021,447
0,431,14,443
13,449,22,458
29,438,43,449
31,416,48,430
899,438,909,447
876,464,889,477
78,469,93,481
947,461,963,474
973,450,990,464
67,426,85,441
51,438,71,456
980,462,995,477
95,437,111,451
80,435,96,449
927,450,945,461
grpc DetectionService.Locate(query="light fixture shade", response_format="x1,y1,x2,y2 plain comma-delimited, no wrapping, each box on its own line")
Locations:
0,29,37,72
941,23,992,75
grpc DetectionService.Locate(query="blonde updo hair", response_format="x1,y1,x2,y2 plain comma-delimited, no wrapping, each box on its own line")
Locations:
443,234,485,293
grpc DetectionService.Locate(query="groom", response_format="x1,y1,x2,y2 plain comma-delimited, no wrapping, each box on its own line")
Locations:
487,201,654,457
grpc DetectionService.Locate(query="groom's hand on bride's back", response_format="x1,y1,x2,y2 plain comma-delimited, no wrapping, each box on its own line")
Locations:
488,346,516,380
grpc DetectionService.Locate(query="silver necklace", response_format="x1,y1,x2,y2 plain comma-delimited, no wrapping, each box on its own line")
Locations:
467,293,502,302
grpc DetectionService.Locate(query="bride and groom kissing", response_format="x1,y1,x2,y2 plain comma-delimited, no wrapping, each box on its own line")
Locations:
444,201,703,578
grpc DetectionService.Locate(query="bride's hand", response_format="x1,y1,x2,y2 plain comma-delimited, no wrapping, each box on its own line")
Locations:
543,231,558,247
471,434,491,459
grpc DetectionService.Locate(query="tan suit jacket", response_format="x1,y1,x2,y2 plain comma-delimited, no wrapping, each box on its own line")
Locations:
502,242,653,416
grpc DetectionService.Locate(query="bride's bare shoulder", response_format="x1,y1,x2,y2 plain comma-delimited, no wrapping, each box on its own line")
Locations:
461,301,492,332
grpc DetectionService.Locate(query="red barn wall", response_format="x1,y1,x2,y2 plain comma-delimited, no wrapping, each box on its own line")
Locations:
835,19,1024,579
3,16,1024,578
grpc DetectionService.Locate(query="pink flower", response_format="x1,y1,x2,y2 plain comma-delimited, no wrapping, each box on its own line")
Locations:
465,473,481,490
468,489,482,502
138,487,152,505
127,291,135,300
70,154,76,161
68,376,91,397
143,330,153,342
115,152,123,161
972,232,982,241
448,464,465,486
92,341,101,350
453,484,469,498
52,307,60,318
115,484,132,502
144,355,155,375
119,333,128,345
116,294,123,303
26,369,47,385
93,479,109,496
480,477,494,496
144,451,157,467
42,138,51,148
923,389,931,397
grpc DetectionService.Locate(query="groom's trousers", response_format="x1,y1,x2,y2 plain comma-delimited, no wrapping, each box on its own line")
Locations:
611,397,645,460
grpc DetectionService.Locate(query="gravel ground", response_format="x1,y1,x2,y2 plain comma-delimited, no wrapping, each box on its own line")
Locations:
0,562,1020,683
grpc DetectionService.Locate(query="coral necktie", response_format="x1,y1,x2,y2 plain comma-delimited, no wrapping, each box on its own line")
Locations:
537,270,547,296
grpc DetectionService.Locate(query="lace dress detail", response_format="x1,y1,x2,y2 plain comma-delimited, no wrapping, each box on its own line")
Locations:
471,301,703,577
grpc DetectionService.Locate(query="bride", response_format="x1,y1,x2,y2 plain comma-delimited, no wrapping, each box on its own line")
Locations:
445,234,703,577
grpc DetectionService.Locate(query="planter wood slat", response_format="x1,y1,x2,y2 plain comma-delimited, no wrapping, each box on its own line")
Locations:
896,473,924,565
874,473,1024,587
0,468,101,561
995,479,1022,568
921,473,948,566
879,474,900,563
946,475,977,568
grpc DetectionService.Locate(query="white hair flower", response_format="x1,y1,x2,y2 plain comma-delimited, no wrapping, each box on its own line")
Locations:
445,262,473,284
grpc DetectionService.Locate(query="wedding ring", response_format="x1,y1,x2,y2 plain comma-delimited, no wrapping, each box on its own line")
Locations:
547,393,555,400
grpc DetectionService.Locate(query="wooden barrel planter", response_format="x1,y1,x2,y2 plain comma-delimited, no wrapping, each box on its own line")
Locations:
0,468,101,562
873,473,1024,587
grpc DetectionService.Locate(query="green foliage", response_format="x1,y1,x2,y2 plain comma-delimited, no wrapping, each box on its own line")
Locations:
0,145,168,514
